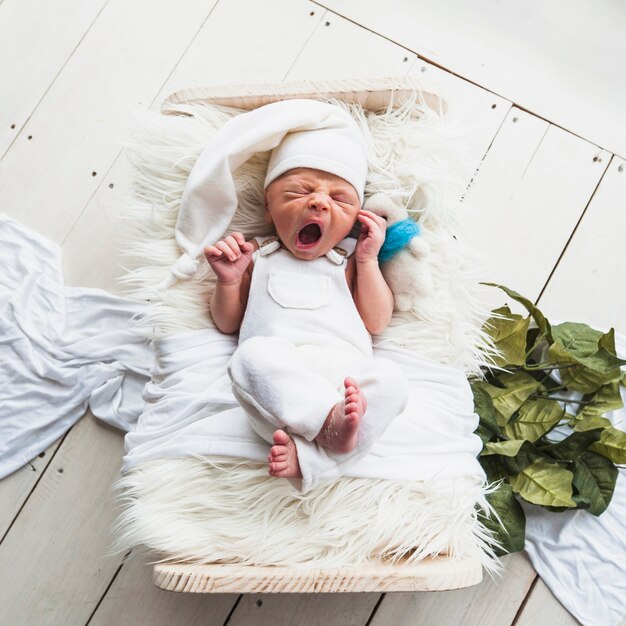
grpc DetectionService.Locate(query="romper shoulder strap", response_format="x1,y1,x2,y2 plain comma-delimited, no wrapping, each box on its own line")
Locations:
336,236,357,257
253,235,281,257
325,236,357,264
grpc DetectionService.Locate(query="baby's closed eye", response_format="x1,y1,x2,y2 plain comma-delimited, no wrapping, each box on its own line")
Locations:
332,195,353,204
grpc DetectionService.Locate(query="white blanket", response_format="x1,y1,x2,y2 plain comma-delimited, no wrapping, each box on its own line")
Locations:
1,215,624,626
122,326,485,492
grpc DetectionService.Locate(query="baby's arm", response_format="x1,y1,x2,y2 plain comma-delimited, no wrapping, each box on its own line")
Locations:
204,233,257,334
352,209,394,334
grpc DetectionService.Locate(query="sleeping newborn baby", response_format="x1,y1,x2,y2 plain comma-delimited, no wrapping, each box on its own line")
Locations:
204,117,409,488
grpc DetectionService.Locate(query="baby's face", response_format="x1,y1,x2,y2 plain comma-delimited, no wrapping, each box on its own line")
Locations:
264,168,361,260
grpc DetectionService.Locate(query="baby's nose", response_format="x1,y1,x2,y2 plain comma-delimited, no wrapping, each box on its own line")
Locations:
307,193,330,211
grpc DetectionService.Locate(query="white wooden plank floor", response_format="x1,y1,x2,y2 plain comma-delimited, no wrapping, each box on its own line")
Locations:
1,1,624,624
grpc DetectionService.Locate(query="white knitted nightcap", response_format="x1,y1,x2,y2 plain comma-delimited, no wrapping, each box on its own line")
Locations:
164,98,369,288
264,123,368,204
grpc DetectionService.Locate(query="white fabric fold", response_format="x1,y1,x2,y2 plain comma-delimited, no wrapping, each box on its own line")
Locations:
0,215,151,479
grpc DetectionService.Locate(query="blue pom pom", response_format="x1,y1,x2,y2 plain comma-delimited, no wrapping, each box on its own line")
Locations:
378,218,421,263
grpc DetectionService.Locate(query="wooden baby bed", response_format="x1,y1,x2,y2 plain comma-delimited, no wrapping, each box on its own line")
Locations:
152,76,484,594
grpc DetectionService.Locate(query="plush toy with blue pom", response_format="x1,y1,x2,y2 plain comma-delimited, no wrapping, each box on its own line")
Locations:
363,193,433,311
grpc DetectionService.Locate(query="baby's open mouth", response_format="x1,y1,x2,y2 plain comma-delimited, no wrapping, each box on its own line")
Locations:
296,222,323,248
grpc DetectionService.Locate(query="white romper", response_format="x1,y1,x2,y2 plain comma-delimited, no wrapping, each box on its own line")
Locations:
226,235,409,491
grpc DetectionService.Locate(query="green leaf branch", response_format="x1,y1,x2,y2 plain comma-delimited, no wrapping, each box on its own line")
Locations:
472,283,625,557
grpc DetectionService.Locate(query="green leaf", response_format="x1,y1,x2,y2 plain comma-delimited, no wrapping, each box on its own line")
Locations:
483,306,530,366
571,414,613,431
481,283,552,350
572,451,618,515
482,440,526,457
572,494,592,510
578,380,624,420
479,455,509,484
548,323,626,393
590,427,626,464
482,372,541,425
477,483,526,556
510,459,577,507
503,398,564,442
501,440,553,474
471,383,501,443
599,327,618,354
540,428,604,462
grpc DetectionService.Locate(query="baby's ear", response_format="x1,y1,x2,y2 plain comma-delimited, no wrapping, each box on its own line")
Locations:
263,199,273,225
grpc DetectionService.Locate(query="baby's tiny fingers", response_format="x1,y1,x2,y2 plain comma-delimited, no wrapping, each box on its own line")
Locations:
361,208,385,222
231,232,246,246
204,245,222,258
223,235,243,258
216,240,238,261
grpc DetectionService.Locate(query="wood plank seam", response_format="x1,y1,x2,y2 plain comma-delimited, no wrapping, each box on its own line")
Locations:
0,429,70,546
461,103,514,201
84,558,126,626
517,123,549,184
364,593,386,626
222,595,244,625
280,6,327,80
510,575,540,626
309,1,416,64
536,152,614,304
60,0,223,246
313,1,624,158
0,0,112,164
505,100,614,154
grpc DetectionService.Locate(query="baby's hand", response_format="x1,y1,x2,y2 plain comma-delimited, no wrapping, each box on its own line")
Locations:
355,209,387,263
204,232,254,285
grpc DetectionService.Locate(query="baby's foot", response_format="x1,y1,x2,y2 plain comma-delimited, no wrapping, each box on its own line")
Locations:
315,377,367,454
267,429,302,478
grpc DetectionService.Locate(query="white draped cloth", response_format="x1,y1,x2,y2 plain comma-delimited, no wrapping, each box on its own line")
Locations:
0,215,150,477
0,214,624,625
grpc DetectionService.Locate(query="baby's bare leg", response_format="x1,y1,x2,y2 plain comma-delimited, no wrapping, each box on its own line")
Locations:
314,377,367,454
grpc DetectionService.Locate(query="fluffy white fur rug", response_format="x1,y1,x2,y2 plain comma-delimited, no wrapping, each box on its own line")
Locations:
109,90,505,577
